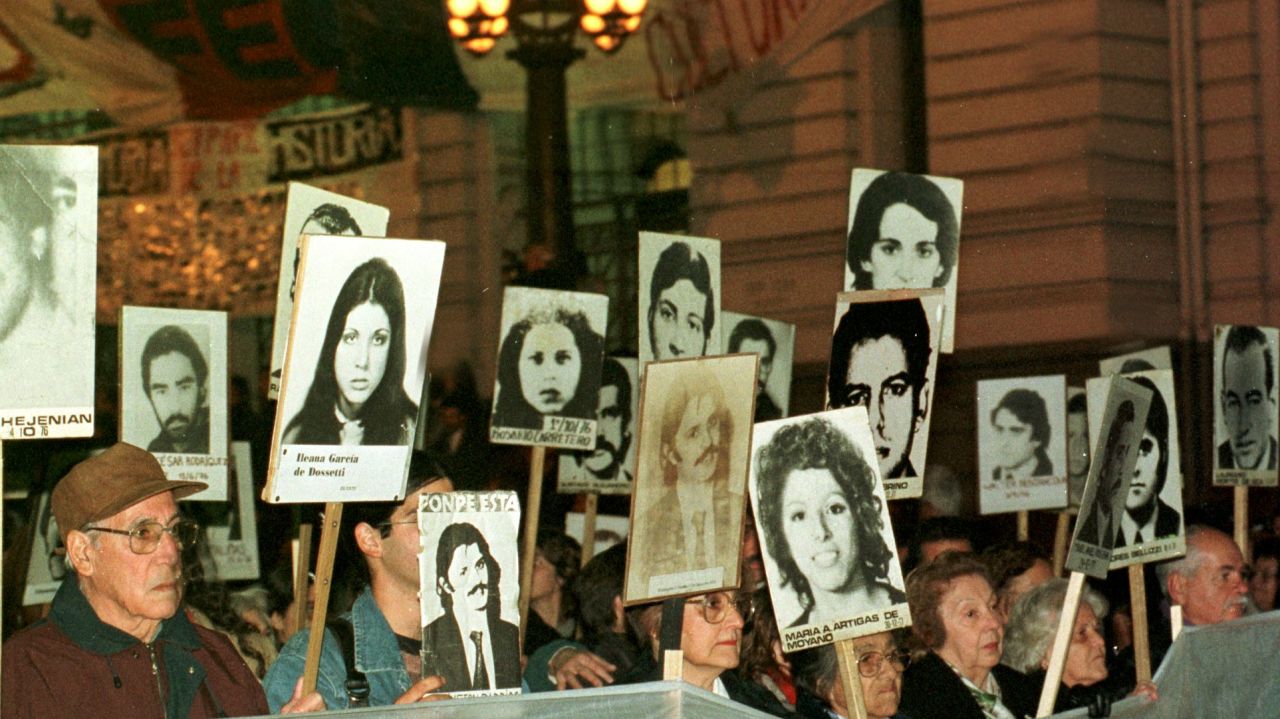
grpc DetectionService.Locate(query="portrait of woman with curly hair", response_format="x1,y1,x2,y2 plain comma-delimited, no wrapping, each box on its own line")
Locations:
751,411,907,637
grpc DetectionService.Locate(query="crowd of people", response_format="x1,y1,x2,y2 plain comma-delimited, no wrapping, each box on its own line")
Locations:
3,419,1274,718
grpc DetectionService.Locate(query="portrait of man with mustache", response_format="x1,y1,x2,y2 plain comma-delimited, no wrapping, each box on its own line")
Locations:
559,357,636,490
636,362,742,584
421,522,521,693
140,325,211,455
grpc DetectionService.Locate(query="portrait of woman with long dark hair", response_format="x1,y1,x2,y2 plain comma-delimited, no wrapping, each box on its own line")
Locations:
283,257,417,446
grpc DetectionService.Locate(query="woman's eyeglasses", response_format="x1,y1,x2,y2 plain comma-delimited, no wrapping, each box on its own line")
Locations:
687,592,754,625
84,520,200,555
856,649,910,678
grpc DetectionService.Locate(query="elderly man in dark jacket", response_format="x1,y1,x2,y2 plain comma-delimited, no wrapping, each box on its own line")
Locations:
1,442,322,718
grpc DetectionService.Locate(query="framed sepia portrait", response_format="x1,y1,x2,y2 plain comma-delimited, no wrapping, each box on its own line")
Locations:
623,354,757,603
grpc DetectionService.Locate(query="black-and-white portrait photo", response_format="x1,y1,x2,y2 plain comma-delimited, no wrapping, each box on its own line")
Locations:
977,375,1067,514
267,235,445,503
565,511,630,558
843,168,963,353
825,289,944,499
1089,371,1185,566
623,354,756,603
749,408,909,651
268,182,389,398
1099,345,1172,376
1067,387,1089,510
1213,324,1280,486
557,356,638,495
22,489,66,606
723,311,795,423
0,145,98,439
196,442,261,581
1067,376,1152,579
121,307,229,501
489,287,608,451
638,231,721,365
418,491,522,697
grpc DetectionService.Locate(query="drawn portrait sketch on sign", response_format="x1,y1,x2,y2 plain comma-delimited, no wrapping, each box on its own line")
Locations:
825,289,944,500
638,231,721,366
844,168,963,353
723,311,796,423
750,407,910,652
0,145,98,440
194,442,261,581
1066,376,1152,578
623,354,757,603
419,491,522,698
976,375,1067,514
121,307,229,501
268,183,390,398
1085,372,1185,568
1066,387,1090,510
489,287,608,451
266,235,445,503
1213,324,1280,487
557,357,639,494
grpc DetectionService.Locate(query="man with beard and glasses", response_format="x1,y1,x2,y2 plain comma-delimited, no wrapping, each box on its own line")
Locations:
827,298,933,480
141,325,211,454
421,522,521,692
638,364,741,580
562,357,634,484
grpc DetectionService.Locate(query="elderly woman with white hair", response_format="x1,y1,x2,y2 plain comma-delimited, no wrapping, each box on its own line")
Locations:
1002,579,1157,715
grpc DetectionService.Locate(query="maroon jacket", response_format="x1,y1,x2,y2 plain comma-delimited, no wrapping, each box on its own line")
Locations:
2,577,269,719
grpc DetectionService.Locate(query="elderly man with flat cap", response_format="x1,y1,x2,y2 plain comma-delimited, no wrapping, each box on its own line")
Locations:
2,442,323,718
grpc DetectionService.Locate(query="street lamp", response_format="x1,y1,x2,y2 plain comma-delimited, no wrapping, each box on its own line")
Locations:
446,0,647,286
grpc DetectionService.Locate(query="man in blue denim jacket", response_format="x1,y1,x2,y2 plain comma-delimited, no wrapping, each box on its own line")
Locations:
263,453,454,710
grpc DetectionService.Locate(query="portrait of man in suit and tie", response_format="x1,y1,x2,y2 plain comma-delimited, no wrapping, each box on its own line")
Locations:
1215,325,1279,474
421,522,521,693
1076,400,1137,550
988,388,1055,484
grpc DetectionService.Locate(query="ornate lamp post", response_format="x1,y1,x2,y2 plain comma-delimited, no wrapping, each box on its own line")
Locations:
446,0,647,282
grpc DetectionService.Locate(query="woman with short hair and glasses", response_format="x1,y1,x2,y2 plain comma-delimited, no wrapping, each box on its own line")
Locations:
619,590,789,715
791,630,907,719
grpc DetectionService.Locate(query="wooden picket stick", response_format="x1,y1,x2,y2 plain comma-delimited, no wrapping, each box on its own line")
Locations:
518,446,547,649
301,503,344,695
580,492,598,568
1036,571,1086,717
1170,605,1183,642
288,523,313,639
1127,565,1151,682
662,650,684,681
1017,511,1029,542
834,638,870,719
1052,513,1071,576
1234,487,1249,561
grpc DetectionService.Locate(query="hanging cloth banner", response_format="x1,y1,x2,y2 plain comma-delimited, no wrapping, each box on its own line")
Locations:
0,0,476,126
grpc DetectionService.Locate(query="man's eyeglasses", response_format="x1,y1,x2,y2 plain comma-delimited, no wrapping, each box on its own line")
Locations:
856,649,910,678
687,592,754,625
84,520,199,555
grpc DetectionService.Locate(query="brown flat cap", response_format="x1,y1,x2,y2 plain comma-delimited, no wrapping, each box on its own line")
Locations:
52,442,207,538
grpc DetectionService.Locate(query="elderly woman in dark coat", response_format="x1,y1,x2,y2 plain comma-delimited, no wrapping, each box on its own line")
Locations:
898,553,1035,719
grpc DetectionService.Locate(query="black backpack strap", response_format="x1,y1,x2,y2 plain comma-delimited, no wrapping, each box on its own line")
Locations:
326,617,370,708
